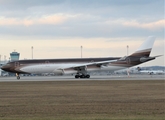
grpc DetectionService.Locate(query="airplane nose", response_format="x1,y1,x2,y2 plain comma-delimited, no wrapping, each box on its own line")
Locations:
1,65,6,71
1,64,10,71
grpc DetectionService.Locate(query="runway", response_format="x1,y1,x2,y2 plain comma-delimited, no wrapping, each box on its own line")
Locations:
0,74,164,82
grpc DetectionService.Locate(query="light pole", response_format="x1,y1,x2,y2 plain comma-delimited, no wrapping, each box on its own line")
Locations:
81,46,83,58
127,45,129,56
31,46,33,59
4,55,6,63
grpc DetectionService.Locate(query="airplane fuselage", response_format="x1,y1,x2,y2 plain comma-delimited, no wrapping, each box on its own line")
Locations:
2,57,120,74
2,56,155,75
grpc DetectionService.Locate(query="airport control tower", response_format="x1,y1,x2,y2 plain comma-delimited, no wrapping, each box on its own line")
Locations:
10,51,20,61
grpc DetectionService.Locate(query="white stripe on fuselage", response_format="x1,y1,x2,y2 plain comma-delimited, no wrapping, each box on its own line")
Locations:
20,63,127,74
20,63,75,74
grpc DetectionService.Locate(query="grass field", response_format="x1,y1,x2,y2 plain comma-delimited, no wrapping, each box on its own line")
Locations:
0,80,164,120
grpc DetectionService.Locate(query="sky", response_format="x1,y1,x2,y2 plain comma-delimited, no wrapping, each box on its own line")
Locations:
0,0,164,66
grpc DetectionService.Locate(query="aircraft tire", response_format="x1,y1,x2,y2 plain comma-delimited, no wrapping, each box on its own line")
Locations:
80,75,85,78
17,76,20,80
75,75,79,78
85,74,90,78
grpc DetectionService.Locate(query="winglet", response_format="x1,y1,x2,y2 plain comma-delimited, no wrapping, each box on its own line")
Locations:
130,36,156,57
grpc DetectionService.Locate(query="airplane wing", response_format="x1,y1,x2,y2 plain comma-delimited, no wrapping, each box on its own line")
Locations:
58,59,118,72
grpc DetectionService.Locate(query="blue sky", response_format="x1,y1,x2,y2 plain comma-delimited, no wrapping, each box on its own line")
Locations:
0,0,164,66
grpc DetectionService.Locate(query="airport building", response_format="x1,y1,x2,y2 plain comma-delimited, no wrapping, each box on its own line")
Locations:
10,51,20,61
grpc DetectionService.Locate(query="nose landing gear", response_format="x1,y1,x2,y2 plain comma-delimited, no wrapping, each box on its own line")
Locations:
16,73,20,80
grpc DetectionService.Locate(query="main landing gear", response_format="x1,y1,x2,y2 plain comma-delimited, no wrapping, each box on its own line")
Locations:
75,74,90,79
16,73,20,80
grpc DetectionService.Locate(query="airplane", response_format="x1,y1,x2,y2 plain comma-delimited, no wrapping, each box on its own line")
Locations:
1,36,160,80
137,67,165,75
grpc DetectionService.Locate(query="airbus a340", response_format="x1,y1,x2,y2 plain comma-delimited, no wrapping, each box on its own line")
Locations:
1,36,160,79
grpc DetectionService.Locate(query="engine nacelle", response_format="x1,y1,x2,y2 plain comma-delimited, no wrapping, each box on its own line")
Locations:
54,68,77,75
53,69,63,75
62,69,77,74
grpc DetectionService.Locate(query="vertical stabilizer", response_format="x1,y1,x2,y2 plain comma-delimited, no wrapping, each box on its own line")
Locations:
130,36,156,57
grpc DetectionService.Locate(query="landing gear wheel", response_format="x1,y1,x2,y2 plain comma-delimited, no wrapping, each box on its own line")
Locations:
75,75,79,78
75,74,90,79
17,76,20,80
80,75,85,78
85,74,90,78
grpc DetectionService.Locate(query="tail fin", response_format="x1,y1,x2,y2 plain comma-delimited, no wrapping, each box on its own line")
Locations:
130,36,156,57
